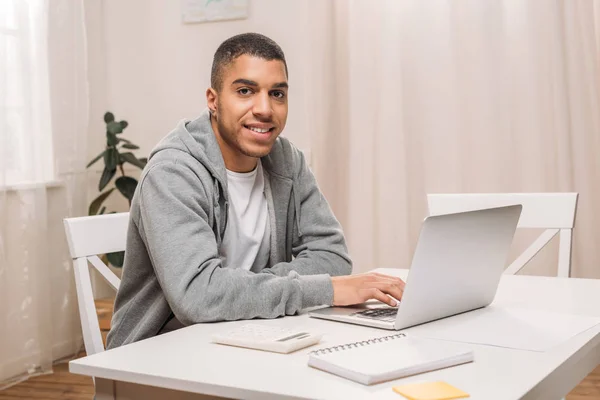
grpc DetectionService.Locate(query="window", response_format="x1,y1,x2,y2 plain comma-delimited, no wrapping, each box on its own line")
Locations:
0,0,54,186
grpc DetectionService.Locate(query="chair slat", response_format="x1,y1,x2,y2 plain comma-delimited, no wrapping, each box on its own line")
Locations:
428,193,578,229
64,213,129,258
88,255,121,290
504,229,559,275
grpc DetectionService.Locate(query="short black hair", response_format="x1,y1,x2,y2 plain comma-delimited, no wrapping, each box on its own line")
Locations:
211,32,288,91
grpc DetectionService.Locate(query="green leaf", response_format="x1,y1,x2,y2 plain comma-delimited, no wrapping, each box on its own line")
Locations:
88,188,114,215
107,121,123,134
118,137,131,144
104,148,118,170
86,150,105,168
107,132,119,146
120,120,128,130
139,157,148,165
106,251,125,268
121,143,139,150
99,206,106,215
104,112,115,123
99,167,117,191
115,176,138,201
120,152,146,169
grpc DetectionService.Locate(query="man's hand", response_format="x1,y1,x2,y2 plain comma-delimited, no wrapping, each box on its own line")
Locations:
331,272,406,307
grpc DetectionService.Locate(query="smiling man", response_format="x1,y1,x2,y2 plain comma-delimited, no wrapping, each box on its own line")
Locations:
106,33,405,349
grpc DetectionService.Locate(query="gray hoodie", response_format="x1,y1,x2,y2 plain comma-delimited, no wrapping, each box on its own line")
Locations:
106,109,352,349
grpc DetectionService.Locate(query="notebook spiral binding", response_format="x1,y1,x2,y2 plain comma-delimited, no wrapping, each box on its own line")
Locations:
309,333,406,356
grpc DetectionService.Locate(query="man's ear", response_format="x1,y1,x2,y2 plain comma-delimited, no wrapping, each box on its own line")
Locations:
206,88,218,117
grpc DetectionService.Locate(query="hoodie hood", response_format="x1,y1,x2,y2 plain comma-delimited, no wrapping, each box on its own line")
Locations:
149,108,229,200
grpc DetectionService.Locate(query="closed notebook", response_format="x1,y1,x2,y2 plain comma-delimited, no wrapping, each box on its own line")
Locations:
307,333,474,385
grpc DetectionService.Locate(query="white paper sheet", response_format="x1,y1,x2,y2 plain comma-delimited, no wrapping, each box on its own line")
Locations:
403,306,600,352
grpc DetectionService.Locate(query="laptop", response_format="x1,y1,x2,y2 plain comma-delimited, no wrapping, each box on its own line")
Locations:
309,205,522,330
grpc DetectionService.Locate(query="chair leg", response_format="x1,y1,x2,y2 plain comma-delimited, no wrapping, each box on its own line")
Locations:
558,229,572,278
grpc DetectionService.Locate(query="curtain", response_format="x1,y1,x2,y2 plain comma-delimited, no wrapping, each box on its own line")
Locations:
0,0,89,388
314,0,600,278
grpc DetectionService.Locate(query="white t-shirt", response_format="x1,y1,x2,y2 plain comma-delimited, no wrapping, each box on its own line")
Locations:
219,160,270,271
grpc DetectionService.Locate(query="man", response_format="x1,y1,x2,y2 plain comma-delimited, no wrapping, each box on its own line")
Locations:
107,33,404,349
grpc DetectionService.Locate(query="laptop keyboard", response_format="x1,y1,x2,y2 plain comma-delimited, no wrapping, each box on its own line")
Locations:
354,307,398,322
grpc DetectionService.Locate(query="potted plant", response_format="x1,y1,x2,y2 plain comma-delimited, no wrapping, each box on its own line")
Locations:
86,112,147,267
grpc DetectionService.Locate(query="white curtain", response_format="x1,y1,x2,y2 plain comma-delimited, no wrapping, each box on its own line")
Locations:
0,0,89,388
314,0,600,278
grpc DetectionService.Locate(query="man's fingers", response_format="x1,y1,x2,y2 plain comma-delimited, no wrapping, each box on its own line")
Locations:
369,273,406,289
368,288,397,306
370,282,404,301
367,273,406,289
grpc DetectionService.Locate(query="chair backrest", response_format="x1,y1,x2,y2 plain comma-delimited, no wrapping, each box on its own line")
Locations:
427,193,578,277
63,212,129,356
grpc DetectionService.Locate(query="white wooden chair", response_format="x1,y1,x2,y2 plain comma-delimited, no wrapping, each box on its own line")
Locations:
427,193,578,278
63,212,129,356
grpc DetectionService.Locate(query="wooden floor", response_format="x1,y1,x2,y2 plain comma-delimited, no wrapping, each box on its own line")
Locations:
0,358,94,400
0,298,599,400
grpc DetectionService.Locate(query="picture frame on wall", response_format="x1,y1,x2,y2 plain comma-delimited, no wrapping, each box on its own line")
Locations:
181,0,249,24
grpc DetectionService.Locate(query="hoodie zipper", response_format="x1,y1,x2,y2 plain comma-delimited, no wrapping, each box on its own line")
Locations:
291,180,303,238
213,179,224,245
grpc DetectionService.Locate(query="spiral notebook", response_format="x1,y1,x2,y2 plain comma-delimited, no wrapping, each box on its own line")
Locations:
307,333,474,385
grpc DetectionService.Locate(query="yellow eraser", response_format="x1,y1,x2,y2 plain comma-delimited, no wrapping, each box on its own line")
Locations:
392,381,470,400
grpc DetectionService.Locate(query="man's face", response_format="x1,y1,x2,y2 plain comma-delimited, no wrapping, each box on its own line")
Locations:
207,55,288,171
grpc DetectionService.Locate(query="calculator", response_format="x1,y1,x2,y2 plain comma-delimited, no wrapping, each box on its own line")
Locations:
211,324,322,354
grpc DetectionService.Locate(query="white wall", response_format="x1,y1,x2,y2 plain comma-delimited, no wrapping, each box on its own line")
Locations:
85,0,333,297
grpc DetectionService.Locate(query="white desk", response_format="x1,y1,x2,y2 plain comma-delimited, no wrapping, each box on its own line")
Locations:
70,268,600,400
